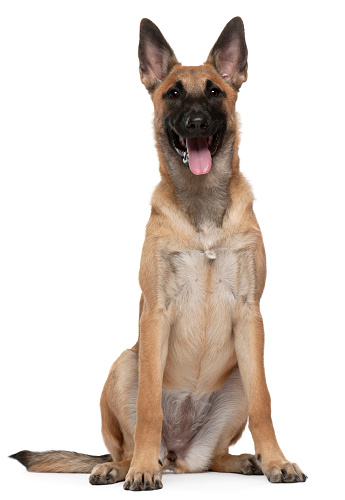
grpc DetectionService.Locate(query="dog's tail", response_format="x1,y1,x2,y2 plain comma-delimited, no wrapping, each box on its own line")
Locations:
9,450,112,473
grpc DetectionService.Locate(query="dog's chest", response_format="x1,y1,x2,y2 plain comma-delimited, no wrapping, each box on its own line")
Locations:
163,243,255,393
165,244,255,312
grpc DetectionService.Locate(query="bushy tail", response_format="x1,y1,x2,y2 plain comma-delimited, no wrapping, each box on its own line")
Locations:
9,450,112,473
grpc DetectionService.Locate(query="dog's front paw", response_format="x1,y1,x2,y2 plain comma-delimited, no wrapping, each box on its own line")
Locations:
124,467,163,491
257,455,307,483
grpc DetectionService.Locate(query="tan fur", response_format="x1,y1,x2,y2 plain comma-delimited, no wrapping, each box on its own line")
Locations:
98,57,305,486
11,18,306,490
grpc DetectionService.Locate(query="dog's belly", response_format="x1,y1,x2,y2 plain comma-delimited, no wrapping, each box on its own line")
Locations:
163,247,253,395
160,367,247,472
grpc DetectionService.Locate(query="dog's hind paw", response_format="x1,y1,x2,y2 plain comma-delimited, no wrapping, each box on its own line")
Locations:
240,455,264,475
89,462,126,485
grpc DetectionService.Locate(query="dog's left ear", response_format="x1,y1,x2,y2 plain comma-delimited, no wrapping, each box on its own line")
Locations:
139,19,179,93
206,17,248,90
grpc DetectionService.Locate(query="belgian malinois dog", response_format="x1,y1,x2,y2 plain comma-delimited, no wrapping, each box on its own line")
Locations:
11,17,307,490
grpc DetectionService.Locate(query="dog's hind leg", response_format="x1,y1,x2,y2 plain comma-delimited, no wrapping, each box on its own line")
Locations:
210,422,263,476
89,406,131,486
209,415,263,475
89,349,138,485
209,453,262,475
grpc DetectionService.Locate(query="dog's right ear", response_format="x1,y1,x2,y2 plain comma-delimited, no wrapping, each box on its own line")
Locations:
139,19,179,93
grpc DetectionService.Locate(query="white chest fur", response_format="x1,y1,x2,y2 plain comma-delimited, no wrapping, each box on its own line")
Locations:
162,242,255,394
166,244,255,309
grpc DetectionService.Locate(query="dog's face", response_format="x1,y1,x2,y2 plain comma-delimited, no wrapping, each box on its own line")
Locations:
138,18,248,179
155,65,230,176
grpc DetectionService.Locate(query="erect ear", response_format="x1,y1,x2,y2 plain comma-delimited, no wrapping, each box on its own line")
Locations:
206,17,248,90
138,19,179,93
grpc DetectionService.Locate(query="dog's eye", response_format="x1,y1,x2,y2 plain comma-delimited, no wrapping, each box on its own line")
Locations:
210,88,220,97
169,89,180,99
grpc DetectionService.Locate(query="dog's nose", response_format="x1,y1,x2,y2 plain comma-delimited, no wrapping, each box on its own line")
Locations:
184,114,210,133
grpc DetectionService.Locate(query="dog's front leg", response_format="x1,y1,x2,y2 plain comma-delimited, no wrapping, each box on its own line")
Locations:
124,309,169,491
234,306,307,483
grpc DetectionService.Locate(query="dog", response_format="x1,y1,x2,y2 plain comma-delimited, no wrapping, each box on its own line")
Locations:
10,17,307,490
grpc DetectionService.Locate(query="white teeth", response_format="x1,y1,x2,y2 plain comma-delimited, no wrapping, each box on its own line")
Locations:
183,151,189,164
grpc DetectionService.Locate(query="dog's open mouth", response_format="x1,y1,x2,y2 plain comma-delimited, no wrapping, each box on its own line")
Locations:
169,129,221,175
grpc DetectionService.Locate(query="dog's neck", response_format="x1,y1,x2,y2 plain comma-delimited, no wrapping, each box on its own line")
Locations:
157,131,238,231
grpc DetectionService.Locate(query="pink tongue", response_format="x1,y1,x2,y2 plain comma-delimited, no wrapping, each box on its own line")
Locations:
186,137,212,175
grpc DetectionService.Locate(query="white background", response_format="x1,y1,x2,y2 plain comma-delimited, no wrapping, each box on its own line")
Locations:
1,1,344,499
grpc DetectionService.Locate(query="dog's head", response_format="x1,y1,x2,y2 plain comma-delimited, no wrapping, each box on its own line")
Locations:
138,18,247,178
